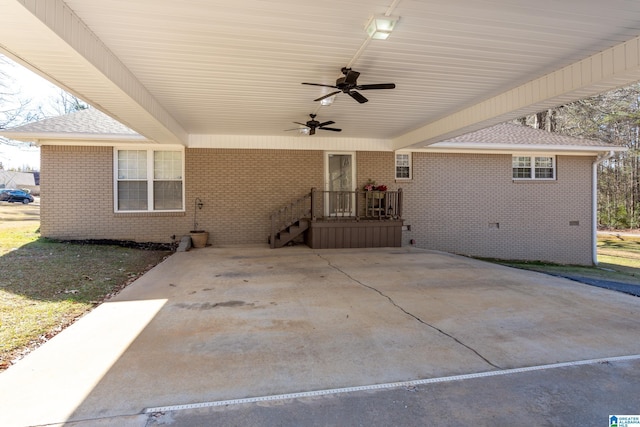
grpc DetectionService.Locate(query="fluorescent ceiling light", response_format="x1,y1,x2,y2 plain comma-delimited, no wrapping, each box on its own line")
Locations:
365,15,399,40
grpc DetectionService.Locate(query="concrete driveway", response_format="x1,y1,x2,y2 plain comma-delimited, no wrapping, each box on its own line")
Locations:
1,246,639,426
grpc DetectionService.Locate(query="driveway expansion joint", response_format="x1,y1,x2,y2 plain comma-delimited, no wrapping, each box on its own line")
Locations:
142,354,640,415
316,254,502,370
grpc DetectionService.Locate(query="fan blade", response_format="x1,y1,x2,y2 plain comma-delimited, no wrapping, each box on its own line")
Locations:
344,69,360,85
348,90,368,103
358,83,396,90
313,91,340,102
318,120,335,127
302,82,338,88
319,127,342,132
284,128,306,132
293,122,307,126
309,127,316,135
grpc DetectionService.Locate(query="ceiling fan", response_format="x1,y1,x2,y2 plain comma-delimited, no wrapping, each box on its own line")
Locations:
285,114,342,135
302,67,396,104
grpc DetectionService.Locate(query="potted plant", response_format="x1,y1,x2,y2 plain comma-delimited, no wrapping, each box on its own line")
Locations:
190,197,209,248
363,179,387,198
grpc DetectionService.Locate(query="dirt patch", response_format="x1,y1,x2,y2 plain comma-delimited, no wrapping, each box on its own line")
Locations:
51,238,177,252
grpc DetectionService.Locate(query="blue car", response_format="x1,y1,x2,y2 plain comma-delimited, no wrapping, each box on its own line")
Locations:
0,189,34,204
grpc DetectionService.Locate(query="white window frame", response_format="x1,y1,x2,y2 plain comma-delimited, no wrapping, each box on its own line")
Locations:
113,147,185,212
395,152,412,180
512,154,556,180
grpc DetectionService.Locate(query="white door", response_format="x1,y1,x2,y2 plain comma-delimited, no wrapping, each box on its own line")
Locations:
325,152,356,216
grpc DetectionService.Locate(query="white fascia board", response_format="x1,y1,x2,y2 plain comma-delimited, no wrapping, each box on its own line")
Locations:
113,143,185,151
415,142,627,155
2,133,150,145
188,134,393,151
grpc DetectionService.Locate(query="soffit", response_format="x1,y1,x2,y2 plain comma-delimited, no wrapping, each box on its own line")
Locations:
2,0,640,148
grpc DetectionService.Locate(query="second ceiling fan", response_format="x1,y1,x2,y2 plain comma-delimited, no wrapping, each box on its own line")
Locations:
285,114,341,135
302,67,395,104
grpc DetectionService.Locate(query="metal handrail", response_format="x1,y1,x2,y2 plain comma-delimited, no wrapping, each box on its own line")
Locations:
310,188,403,220
269,188,403,247
269,192,312,248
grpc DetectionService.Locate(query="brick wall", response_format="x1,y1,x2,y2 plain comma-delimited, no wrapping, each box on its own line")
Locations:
356,151,397,190
41,146,324,245
401,153,594,265
186,148,324,244
41,145,187,242
41,147,594,264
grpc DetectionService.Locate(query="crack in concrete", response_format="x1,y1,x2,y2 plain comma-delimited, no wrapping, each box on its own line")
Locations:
317,254,502,370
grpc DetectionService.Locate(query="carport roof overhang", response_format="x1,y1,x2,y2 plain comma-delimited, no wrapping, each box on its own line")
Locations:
0,0,187,146
2,0,640,150
392,46,640,150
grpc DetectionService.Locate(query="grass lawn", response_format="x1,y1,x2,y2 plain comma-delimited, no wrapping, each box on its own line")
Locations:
487,234,640,286
0,225,171,370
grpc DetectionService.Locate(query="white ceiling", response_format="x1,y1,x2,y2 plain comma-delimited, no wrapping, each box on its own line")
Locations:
2,0,640,150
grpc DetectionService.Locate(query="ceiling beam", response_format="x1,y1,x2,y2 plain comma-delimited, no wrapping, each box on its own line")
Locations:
0,0,187,145
393,36,640,150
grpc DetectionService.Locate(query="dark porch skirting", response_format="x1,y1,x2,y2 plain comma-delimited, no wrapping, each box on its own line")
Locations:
306,219,403,249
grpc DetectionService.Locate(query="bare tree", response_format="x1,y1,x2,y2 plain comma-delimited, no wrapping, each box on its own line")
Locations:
0,56,41,169
519,84,640,229
1,55,89,170
0,56,38,132
51,89,88,115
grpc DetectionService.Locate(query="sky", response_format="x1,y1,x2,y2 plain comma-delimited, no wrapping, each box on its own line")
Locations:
0,56,64,170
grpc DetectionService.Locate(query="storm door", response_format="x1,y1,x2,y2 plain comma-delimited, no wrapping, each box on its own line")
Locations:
325,152,356,216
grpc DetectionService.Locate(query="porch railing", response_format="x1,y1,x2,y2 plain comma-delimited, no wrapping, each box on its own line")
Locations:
269,188,403,248
269,192,312,248
310,188,403,220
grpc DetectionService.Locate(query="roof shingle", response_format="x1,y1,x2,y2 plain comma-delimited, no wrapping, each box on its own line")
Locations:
443,122,611,147
5,108,139,136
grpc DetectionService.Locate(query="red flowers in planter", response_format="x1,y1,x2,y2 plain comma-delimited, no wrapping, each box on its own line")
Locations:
363,179,387,191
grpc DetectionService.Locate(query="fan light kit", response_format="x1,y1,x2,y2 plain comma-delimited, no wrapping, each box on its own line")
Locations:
320,95,336,106
302,67,396,104
285,114,341,136
365,15,399,40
